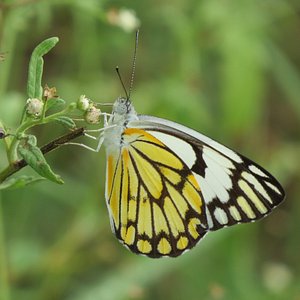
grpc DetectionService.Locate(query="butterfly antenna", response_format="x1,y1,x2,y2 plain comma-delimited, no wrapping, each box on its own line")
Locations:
115,66,129,99
128,29,139,99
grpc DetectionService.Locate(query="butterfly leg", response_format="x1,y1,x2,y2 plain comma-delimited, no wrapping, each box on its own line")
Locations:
103,112,109,126
63,113,114,151
58,128,103,152
66,126,114,152
84,124,116,135
67,133,104,152
63,142,99,152
85,114,114,151
95,135,104,152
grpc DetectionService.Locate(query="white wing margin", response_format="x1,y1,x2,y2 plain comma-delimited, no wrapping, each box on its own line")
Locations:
129,115,285,231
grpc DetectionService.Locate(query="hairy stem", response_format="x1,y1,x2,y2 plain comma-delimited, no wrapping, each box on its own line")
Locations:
0,127,85,183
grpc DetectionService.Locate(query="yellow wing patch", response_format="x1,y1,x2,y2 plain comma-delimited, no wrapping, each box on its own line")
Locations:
107,155,122,229
106,128,208,258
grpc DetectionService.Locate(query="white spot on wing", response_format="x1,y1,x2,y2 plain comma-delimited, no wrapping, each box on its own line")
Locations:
229,206,242,221
202,147,233,203
204,168,230,203
203,147,233,176
203,146,235,170
147,131,196,168
206,211,214,228
249,165,269,177
213,207,228,225
266,181,282,195
194,173,215,204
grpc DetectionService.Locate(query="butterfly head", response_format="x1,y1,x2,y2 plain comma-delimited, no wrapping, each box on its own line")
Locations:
108,97,138,127
112,97,135,116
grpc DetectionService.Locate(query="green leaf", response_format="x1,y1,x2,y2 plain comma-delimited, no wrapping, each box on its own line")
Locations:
54,116,76,129
46,97,66,111
17,134,64,184
27,37,59,99
0,176,45,190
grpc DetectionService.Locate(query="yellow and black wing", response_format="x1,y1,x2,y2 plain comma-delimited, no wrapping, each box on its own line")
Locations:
105,128,208,258
105,116,285,258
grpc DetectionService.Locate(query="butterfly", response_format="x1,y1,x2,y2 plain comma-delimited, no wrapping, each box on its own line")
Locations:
98,96,285,258
92,31,285,258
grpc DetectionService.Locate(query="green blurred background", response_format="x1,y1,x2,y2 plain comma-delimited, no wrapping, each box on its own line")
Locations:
0,0,300,299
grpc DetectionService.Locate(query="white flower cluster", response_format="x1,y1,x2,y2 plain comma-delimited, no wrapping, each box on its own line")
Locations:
26,98,44,116
77,95,102,124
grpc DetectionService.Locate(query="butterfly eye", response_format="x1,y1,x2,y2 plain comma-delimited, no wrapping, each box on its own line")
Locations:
119,97,126,104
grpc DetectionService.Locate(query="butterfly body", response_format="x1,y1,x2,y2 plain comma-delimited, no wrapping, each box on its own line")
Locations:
102,97,285,258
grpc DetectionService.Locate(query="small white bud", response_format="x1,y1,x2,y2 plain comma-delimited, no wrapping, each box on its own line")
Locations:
77,95,91,111
26,98,44,116
84,106,102,124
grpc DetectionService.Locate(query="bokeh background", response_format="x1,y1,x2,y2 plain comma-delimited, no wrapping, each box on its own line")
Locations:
0,1,300,299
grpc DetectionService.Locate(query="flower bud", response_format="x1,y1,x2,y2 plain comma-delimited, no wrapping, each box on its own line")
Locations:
68,102,77,110
84,106,102,124
26,98,44,116
43,85,57,100
77,95,91,112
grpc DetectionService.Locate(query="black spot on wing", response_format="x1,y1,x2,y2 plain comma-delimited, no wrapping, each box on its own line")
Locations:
191,145,207,177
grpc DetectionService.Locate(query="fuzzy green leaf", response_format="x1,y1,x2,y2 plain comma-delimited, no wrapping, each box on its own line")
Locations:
54,116,76,129
17,134,64,184
0,176,45,190
46,97,66,111
27,37,59,99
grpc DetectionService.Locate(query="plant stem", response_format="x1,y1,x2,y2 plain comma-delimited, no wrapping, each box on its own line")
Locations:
8,119,40,163
7,106,75,163
0,127,85,183
0,193,11,300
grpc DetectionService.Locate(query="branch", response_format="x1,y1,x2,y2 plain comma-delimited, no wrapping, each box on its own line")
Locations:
0,127,85,183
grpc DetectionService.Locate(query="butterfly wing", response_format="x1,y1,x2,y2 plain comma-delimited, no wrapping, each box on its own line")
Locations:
131,115,285,231
105,128,208,258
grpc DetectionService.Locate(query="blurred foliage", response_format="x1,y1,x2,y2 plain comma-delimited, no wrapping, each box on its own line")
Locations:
0,0,300,299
